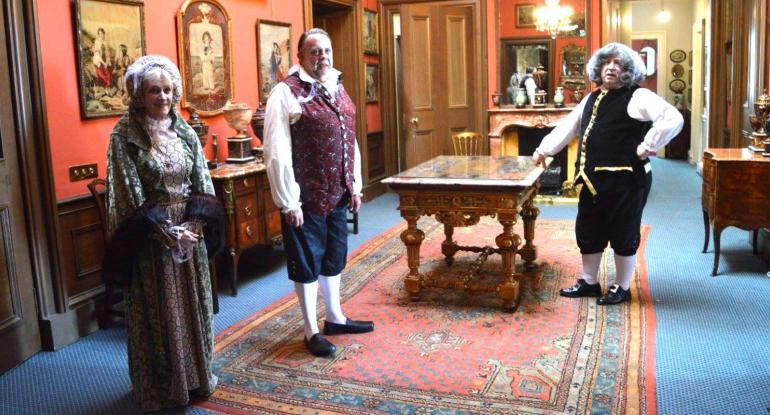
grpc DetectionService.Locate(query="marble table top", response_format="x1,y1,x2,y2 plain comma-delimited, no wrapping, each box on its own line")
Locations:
382,156,546,188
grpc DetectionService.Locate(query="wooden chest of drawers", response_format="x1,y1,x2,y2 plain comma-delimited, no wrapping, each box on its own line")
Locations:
702,148,770,275
210,162,282,295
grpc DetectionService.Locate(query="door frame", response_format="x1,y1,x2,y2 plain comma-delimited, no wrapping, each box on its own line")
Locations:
304,0,382,198
5,0,62,349
379,0,487,174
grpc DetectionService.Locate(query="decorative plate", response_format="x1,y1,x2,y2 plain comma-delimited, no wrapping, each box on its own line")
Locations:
671,64,684,79
669,79,686,94
670,49,686,63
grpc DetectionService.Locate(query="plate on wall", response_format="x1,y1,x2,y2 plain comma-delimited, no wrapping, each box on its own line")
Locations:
670,49,686,63
672,64,684,78
669,78,686,94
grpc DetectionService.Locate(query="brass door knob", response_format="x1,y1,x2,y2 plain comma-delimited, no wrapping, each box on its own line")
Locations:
410,117,419,124
244,206,252,216
245,225,253,237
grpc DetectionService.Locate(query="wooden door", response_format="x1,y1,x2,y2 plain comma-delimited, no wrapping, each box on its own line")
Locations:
0,6,41,374
400,1,478,168
315,8,356,94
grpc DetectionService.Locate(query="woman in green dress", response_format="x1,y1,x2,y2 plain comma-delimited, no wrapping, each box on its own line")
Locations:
104,55,220,412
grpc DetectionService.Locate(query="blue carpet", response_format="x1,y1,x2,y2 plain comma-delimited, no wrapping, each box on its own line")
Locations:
1,158,769,414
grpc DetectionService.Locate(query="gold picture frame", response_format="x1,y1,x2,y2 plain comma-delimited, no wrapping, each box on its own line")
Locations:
74,0,146,119
363,9,379,55
365,64,379,103
256,20,292,105
176,0,234,116
515,4,536,28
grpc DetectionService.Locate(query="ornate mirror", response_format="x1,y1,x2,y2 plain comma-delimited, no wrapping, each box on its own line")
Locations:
500,39,554,105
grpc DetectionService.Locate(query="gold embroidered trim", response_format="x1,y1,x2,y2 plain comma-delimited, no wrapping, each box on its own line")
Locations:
594,166,633,172
575,89,608,196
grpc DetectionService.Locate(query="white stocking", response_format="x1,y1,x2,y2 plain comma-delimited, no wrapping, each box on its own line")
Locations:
294,281,319,339
614,254,636,290
581,252,603,285
318,274,346,324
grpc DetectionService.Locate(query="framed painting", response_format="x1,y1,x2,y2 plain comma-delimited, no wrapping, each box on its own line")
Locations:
75,0,145,119
177,0,234,116
515,4,536,28
365,64,379,103
363,9,379,55
256,20,291,104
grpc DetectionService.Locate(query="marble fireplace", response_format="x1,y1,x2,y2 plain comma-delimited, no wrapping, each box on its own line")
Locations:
488,106,578,194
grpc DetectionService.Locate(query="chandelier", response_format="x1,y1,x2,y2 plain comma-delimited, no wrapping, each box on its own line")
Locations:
534,0,578,39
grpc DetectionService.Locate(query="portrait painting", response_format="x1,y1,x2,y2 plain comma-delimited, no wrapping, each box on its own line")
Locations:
365,64,379,103
515,4,536,28
256,20,291,104
363,9,379,55
177,0,234,116
75,0,145,119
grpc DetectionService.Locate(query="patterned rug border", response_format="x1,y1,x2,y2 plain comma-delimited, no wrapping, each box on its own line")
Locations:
203,220,658,415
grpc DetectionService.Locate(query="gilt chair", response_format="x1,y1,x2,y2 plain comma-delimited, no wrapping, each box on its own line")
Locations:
451,131,483,156
87,178,125,329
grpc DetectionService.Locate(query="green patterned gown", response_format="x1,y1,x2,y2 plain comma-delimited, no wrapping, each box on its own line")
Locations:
106,110,217,412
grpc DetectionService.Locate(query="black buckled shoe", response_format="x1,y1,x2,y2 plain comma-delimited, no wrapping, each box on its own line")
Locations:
559,279,602,298
597,284,631,305
304,333,337,357
323,319,375,335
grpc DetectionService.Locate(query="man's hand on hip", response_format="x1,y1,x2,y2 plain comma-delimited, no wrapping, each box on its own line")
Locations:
350,194,362,213
286,209,304,227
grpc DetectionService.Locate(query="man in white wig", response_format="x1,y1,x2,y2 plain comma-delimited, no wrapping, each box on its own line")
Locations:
534,43,683,305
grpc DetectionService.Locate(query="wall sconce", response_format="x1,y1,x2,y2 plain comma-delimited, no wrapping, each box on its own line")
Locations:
656,0,671,23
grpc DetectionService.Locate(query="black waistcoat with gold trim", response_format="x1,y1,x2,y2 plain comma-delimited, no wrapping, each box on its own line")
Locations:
576,86,651,194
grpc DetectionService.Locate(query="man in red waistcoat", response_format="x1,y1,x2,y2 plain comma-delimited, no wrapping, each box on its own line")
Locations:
533,43,683,305
263,28,373,358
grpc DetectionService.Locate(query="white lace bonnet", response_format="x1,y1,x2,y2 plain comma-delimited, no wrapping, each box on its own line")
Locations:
124,55,183,110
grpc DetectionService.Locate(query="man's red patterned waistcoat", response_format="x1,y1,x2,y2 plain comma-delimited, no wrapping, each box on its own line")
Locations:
283,72,357,215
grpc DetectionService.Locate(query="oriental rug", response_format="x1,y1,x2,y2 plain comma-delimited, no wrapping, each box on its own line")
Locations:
197,218,655,415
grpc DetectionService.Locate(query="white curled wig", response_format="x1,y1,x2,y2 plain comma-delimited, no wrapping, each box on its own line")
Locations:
586,43,646,88
124,55,183,114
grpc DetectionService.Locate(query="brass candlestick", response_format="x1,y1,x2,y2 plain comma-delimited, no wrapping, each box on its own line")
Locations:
209,133,219,169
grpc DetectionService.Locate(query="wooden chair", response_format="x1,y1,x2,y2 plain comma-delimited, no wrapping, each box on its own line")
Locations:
87,178,124,329
452,132,483,156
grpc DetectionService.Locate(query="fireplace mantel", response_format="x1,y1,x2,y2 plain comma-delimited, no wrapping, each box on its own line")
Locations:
488,105,575,156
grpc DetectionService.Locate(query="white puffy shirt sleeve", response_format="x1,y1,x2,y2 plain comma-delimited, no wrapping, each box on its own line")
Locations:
535,96,588,156
627,88,684,152
263,82,303,213
353,138,363,196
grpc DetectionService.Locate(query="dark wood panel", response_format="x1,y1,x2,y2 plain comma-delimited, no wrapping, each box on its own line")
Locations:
0,206,22,333
367,131,385,180
57,196,104,307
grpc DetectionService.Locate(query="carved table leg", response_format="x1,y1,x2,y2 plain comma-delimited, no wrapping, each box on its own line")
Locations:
400,210,425,301
519,200,540,271
712,226,723,276
702,209,710,253
442,223,457,265
496,213,521,312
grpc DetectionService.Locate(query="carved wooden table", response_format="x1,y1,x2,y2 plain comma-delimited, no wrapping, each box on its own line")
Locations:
702,148,770,275
382,155,546,311
210,162,282,295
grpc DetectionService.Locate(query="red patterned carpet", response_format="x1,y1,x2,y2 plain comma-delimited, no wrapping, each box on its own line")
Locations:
197,218,655,415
